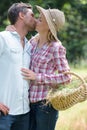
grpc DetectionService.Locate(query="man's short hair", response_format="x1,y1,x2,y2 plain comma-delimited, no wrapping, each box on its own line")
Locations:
8,2,32,24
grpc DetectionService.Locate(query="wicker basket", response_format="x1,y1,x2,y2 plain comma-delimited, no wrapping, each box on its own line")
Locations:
47,72,87,111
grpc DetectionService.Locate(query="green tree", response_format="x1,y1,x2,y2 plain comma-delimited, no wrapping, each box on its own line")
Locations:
0,0,87,64
61,2,87,64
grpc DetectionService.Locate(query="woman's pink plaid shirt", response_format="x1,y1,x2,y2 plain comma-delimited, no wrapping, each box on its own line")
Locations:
29,38,71,103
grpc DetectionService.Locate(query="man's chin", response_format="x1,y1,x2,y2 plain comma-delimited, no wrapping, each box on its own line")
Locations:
28,26,36,32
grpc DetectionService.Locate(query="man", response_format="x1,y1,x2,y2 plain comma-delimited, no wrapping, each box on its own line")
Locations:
0,2,36,130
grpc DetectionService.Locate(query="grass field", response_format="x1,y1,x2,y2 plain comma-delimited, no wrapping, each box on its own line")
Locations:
55,67,87,130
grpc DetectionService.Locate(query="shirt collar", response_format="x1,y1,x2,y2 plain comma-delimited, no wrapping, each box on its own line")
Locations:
10,31,30,53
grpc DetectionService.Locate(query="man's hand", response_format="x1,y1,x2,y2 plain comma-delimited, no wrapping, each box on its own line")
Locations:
0,103,9,115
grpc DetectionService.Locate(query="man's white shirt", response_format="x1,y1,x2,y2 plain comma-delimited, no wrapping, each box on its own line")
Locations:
0,31,31,115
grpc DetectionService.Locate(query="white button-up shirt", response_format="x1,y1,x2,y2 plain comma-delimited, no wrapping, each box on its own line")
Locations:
0,31,31,115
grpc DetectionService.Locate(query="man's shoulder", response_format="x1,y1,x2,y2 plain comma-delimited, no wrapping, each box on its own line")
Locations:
0,31,11,37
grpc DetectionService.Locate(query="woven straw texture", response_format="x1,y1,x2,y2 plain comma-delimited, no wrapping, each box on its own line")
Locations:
47,72,87,111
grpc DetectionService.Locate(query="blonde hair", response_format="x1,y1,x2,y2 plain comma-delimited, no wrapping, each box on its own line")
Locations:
47,30,56,42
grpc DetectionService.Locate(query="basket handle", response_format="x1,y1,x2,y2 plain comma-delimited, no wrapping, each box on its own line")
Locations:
63,71,86,86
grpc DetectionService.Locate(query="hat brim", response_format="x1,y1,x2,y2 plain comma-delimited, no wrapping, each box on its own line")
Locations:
36,5,58,41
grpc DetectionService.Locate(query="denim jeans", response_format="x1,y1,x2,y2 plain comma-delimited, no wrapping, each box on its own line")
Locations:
29,100,58,130
0,112,30,130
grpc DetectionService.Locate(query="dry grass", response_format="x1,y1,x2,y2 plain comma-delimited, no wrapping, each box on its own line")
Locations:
55,101,87,130
55,67,87,130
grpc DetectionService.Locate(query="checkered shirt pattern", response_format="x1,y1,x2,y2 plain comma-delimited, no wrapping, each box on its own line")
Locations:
29,38,71,103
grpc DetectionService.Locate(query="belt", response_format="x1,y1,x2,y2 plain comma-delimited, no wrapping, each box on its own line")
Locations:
30,99,46,105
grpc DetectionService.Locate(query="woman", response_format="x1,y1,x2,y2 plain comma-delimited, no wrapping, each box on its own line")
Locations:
21,6,71,130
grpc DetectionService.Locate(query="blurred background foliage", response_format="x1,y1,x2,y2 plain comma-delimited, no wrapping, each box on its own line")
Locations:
0,0,87,65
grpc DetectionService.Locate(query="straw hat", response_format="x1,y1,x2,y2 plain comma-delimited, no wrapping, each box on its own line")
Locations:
36,5,65,41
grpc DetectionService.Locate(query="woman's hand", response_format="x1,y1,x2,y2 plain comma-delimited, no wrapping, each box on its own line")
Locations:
21,68,36,80
0,103,9,115
6,25,16,31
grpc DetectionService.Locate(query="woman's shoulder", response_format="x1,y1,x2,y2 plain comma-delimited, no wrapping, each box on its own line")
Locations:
50,41,66,56
51,40,64,50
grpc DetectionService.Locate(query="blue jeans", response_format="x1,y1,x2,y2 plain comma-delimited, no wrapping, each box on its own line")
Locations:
0,112,30,130
29,100,58,130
